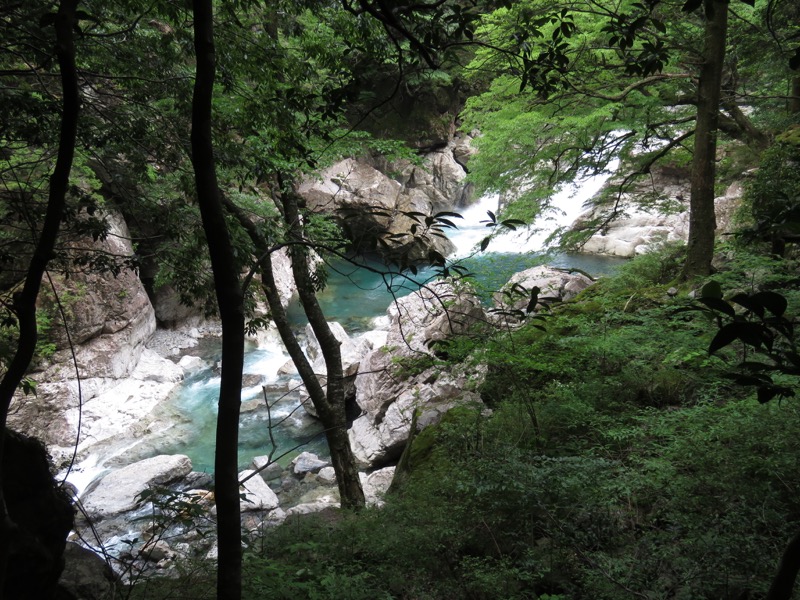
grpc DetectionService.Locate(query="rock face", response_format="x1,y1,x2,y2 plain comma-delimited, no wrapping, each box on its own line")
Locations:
348,282,487,467
8,211,165,461
346,76,464,150
80,454,193,519
2,429,74,600
153,247,297,329
299,140,474,265
297,322,381,417
573,166,743,257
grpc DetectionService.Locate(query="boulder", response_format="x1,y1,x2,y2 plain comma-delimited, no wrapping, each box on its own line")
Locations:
251,456,283,481
348,282,487,467
316,466,337,485
238,470,280,512
58,542,122,600
359,466,396,507
299,158,456,264
80,454,192,519
131,348,184,384
178,354,207,374
291,452,330,476
493,266,594,313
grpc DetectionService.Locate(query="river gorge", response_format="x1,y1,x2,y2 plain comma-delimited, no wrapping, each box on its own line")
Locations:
9,139,736,581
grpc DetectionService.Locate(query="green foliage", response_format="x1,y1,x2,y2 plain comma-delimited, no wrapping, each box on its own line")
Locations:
125,244,800,600
737,142,800,255
680,277,799,403
460,0,793,250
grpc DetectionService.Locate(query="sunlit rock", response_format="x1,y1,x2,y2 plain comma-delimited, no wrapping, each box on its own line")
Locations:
81,454,192,519
238,470,280,512
349,282,486,467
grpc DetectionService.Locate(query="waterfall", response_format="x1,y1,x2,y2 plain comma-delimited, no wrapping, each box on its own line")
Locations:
449,163,619,257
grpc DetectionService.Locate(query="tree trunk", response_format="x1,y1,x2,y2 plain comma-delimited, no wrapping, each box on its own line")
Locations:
766,529,800,600
791,76,800,114
0,1,80,596
279,189,366,510
222,193,366,510
190,2,245,599
681,0,728,280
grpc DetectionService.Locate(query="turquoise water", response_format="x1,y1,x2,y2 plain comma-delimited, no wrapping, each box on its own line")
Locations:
289,251,626,325
153,341,327,473
286,255,438,331
153,249,625,473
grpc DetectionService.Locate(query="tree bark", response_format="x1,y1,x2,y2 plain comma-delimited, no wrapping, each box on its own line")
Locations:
766,529,800,600
190,2,245,599
0,1,80,596
681,0,728,280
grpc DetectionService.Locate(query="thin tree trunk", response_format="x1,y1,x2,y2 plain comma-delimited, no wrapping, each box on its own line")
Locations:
0,2,80,596
222,195,366,510
279,189,366,509
766,529,800,600
190,2,244,599
681,0,728,280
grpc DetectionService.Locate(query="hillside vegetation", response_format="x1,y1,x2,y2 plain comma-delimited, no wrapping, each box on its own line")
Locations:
130,236,800,599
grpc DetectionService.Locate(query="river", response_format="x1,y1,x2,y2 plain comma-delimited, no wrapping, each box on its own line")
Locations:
63,173,625,489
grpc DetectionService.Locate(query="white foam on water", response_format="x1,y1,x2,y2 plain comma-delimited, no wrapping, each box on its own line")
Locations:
449,162,619,257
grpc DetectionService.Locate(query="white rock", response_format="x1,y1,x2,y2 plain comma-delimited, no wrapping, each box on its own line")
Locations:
493,266,594,312
359,466,396,507
132,349,183,383
285,499,340,516
178,355,206,373
251,456,283,480
292,452,330,475
317,466,337,485
60,377,181,459
238,470,280,512
81,455,192,519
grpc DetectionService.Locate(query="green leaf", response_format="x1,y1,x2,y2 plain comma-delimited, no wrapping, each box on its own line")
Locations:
681,0,703,12
526,286,541,314
480,236,491,252
757,386,779,404
700,280,723,299
751,291,788,317
698,297,735,318
730,293,765,318
709,322,740,354
433,211,464,220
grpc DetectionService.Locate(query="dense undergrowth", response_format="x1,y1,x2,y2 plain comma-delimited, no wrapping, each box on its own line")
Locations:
131,244,800,599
